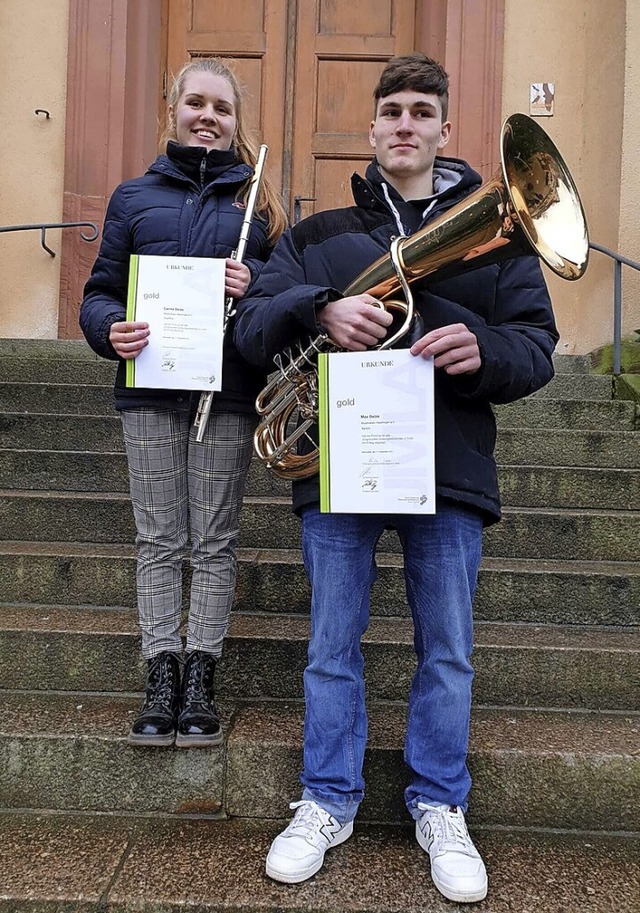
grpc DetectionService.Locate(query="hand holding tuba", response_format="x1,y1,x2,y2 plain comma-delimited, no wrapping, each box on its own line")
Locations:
254,114,589,480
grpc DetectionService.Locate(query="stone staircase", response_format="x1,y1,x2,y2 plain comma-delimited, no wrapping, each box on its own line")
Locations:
0,338,639,912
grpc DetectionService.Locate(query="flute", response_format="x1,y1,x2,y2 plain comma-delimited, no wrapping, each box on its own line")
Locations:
193,143,269,442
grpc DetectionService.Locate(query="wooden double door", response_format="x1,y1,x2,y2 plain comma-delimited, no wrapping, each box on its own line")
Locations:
58,0,503,337
166,0,428,221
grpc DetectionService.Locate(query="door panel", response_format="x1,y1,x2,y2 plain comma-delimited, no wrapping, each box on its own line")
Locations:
192,1,265,31
166,0,418,220
319,1,394,35
314,158,367,213
166,0,288,189
289,0,418,219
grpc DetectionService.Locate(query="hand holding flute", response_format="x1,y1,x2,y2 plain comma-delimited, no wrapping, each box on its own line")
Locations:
224,259,252,299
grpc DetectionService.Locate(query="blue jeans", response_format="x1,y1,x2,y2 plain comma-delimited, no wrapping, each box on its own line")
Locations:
299,501,483,824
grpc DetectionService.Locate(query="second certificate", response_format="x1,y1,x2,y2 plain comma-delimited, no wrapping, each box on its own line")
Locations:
318,349,435,514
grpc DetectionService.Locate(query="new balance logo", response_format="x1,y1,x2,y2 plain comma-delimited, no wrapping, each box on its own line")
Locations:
419,823,435,852
319,819,343,842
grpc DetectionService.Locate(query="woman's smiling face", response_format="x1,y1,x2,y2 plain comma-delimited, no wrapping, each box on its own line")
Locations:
171,71,237,151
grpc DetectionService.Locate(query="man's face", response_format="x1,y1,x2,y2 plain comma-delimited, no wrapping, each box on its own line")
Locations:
369,90,451,186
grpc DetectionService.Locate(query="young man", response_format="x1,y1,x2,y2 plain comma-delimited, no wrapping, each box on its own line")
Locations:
233,54,558,904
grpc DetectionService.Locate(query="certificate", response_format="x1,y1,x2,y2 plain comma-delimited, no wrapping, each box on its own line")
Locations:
125,254,225,391
318,349,435,514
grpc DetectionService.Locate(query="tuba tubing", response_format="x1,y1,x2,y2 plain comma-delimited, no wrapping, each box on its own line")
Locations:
254,113,589,481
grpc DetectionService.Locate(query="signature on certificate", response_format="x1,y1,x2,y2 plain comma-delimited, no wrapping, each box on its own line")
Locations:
161,350,176,372
360,464,379,491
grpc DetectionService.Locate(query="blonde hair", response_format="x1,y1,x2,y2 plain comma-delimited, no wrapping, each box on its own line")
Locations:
161,58,287,243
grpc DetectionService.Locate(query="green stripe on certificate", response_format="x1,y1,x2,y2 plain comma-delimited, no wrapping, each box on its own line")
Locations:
125,254,140,388
318,352,330,512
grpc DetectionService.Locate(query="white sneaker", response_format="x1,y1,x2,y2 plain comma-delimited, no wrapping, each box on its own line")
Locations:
265,800,353,883
415,803,488,903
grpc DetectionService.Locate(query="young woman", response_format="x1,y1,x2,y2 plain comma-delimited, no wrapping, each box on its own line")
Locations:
80,58,287,748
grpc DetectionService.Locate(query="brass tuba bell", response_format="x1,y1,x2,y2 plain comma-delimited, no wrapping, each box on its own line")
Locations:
254,113,589,481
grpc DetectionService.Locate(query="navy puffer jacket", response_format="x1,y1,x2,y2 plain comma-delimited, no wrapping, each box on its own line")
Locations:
233,157,559,524
80,142,274,415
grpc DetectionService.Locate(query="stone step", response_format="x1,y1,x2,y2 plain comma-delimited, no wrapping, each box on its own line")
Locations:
0,413,121,452
226,703,640,831
486,506,640,563
0,347,594,385
0,340,596,387
2,384,638,429
1,605,637,711
15,368,611,399
1,451,638,509
0,382,114,414
526,372,612,400
3,413,640,469
0,413,125,452
494,397,638,430
497,464,640,509
0,692,637,830
552,352,593,373
2,813,638,913
0,357,117,385
0,339,117,386
0,338,104,359
1,489,639,564
496,427,640,467
0,543,637,627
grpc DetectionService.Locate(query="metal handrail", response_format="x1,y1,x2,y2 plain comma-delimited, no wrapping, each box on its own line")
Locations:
589,242,640,375
1,223,636,372
0,221,99,258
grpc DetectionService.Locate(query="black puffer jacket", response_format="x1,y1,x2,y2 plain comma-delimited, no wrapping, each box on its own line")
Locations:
80,142,274,415
233,157,559,524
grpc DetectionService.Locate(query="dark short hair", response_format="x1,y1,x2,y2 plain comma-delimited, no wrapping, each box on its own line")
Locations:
373,53,450,121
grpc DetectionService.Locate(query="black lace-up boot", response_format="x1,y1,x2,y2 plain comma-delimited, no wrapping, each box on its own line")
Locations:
175,650,222,747
127,651,180,746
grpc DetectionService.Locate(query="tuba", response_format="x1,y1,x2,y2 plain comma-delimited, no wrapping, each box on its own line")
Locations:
254,113,589,480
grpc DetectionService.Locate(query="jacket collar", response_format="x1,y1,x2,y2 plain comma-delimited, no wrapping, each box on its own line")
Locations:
147,142,253,189
351,156,483,230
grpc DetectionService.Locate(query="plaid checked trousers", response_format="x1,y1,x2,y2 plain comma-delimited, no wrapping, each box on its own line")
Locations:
121,408,255,659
